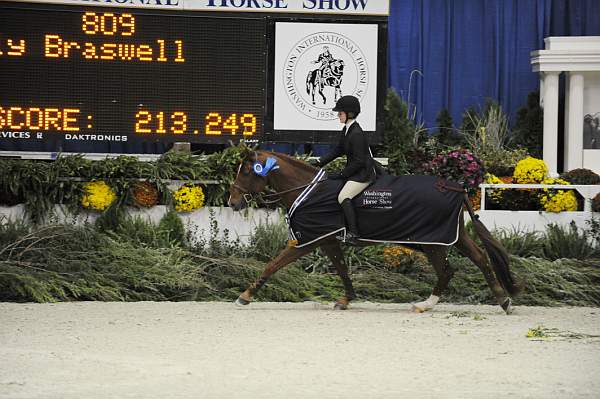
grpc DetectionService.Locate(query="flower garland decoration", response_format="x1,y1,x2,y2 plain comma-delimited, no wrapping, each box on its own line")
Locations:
539,178,578,213
513,157,548,184
173,183,205,212
132,181,159,208
81,181,116,211
426,148,485,195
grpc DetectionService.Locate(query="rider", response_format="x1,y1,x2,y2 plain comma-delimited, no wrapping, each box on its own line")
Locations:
309,95,376,244
314,46,335,77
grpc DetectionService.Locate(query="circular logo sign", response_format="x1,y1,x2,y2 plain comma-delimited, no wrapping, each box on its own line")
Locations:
282,31,369,121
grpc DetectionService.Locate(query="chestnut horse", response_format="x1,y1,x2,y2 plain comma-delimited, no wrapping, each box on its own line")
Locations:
228,150,522,314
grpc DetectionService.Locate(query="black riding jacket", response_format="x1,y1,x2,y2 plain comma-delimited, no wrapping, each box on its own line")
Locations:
319,122,376,183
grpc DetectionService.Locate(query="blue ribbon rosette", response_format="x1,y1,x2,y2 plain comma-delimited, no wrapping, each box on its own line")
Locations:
253,157,280,177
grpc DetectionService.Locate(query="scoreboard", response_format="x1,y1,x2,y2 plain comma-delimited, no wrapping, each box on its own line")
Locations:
0,0,388,155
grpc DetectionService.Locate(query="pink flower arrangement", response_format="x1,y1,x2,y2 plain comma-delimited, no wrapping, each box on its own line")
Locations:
425,148,485,195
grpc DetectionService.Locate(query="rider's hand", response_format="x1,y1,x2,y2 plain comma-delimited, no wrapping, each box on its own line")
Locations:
308,158,321,167
328,172,344,180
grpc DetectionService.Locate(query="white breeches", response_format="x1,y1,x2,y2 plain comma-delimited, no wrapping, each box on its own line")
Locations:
338,180,371,204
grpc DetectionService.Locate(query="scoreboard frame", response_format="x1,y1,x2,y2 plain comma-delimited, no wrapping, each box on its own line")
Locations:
0,0,388,158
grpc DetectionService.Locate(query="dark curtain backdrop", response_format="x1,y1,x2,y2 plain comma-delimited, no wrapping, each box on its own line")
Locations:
269,0,600,156
388,0,600,132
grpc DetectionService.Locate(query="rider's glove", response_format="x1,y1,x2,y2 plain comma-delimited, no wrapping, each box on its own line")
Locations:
308,158,321,167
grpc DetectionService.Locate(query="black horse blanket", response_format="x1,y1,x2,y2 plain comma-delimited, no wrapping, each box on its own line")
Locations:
287,170,465,247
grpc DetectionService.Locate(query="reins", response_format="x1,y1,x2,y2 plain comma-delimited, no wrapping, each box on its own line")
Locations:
235,181,321,205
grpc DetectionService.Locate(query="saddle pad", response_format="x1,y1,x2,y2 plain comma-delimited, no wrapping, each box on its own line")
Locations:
288,174,465,247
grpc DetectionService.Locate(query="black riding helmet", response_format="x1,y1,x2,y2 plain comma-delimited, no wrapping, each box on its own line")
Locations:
332,95,360,118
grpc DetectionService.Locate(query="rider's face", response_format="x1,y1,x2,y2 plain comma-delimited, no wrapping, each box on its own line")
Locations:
338,111,347,124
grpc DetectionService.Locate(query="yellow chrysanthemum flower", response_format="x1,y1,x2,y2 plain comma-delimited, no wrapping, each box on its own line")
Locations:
383,245,425,268
81,181,116,211
539,178,578,212
173,184,205,212
513,157,549,184
485,173,508,203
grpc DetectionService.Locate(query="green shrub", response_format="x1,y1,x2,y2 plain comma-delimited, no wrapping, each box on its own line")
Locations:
247,216,288,261
381,88,418,175
585,217,600,249
496,227,544,258
434,108,465,147
542,222,595,260
158,209,187,247
479,147,528,177
462,100,512,157
512,91,543,158
1,219,599,306
193,209,244,257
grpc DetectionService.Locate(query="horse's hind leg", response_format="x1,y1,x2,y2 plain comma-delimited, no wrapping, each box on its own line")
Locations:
236,244,315,306
454,227,513,314
412,245,454,313
321,240,355,310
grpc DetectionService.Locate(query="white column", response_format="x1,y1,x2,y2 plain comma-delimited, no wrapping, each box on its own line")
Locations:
565,72,584,172
542,71,560,177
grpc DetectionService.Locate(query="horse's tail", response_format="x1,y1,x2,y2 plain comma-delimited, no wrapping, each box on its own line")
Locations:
463,195,524,296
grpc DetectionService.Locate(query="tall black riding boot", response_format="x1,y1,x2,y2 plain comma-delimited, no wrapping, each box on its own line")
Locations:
340,199,360,244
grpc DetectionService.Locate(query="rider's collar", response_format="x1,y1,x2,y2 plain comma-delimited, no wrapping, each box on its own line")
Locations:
344,119,356,134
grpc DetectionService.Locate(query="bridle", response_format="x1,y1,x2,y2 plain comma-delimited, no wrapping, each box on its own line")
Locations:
232,153,324,206
232,181,316,205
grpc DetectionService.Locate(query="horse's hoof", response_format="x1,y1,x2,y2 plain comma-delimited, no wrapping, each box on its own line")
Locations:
501,298,513,315
411,303,426,313
334,302,348,310
235,297,250,306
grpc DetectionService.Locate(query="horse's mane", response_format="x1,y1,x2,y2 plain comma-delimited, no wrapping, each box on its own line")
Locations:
259,150,316,173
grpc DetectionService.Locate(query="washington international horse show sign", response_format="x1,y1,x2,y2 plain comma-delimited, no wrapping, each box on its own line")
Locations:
13,0,390,15
274,23,378,132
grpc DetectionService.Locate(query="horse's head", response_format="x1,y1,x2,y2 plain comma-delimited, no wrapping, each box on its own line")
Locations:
228,150,318,211
330,59,345,76
228,151,272,211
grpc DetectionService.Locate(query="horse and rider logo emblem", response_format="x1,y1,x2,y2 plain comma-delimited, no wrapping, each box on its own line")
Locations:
283,31,369,121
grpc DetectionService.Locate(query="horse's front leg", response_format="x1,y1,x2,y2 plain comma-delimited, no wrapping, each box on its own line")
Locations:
236,245,315,306
321,240,356,310
319,84,327,104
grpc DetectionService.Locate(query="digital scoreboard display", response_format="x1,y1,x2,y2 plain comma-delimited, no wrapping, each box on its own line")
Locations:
0,2,267,153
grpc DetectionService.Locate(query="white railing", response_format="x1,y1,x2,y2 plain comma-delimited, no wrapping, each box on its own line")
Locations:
479,184,600,212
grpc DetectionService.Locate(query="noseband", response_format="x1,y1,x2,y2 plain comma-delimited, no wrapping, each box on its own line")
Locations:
232,183,256,205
